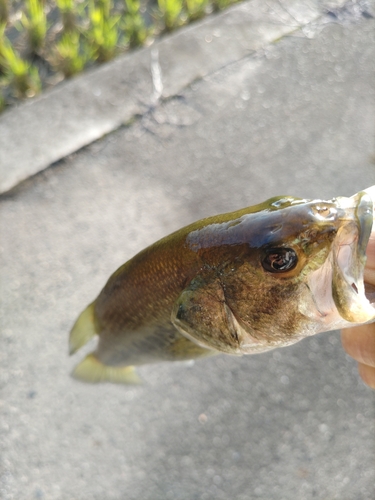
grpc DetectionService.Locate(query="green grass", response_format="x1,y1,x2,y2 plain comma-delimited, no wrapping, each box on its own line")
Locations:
0,24,41,97
0,0,239,112
0,0,8,24
56,0,78,31
184,0,207,21
20,0,49,53
157,0,184,31
51,31,92,77
123,0,148,47
87,0,121,62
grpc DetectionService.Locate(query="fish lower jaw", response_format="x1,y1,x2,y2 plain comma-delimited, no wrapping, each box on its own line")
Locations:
336,277,375,324
238,335,304,354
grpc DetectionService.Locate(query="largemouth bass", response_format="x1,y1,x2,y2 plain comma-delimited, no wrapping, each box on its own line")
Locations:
69,186,375,384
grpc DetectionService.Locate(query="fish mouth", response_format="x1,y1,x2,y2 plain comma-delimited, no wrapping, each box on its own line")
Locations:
331,188,375,323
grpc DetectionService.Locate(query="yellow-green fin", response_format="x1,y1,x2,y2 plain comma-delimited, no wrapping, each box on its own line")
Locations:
69,303,97,355
71,353,141,385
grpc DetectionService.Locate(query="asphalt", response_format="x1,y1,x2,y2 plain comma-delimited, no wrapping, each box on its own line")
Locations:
1,1,375,499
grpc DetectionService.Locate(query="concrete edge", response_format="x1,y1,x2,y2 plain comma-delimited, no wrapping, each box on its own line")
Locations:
0,0,336,194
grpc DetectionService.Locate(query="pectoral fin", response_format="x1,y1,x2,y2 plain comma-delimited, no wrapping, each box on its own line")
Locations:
171,275,242,355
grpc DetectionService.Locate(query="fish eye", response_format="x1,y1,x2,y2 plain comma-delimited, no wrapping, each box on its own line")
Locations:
261,247,298,273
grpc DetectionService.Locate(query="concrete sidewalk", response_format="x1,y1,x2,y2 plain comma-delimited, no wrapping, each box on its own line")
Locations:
0,0,359,194
1,1,375,499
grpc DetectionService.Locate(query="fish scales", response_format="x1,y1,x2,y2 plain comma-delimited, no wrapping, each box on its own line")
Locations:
69,188,375,384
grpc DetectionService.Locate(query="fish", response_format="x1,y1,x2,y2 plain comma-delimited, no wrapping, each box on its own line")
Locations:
69,186,375,384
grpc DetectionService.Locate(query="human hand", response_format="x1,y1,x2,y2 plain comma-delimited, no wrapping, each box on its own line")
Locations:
341,233,375,389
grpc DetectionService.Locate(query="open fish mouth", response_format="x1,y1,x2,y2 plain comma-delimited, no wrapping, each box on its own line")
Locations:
331,189,375,323
306,186,375,329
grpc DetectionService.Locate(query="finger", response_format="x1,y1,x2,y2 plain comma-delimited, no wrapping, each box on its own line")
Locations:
365,233,375,271
364,267,375,287
364,233,375,285
358,362,375,390
341,324,375,367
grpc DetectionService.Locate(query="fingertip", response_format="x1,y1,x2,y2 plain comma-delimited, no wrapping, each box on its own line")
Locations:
341,324,375,367
358,362,375,390
341,327,355,354
365,233,375,270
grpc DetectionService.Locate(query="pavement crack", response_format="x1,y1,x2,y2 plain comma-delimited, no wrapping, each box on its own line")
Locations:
151,48,163,105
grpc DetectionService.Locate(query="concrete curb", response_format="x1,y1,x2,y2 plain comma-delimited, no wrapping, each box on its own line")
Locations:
0,0,338,194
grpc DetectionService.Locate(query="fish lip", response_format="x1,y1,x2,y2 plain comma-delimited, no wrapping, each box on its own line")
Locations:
332,191,375,322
